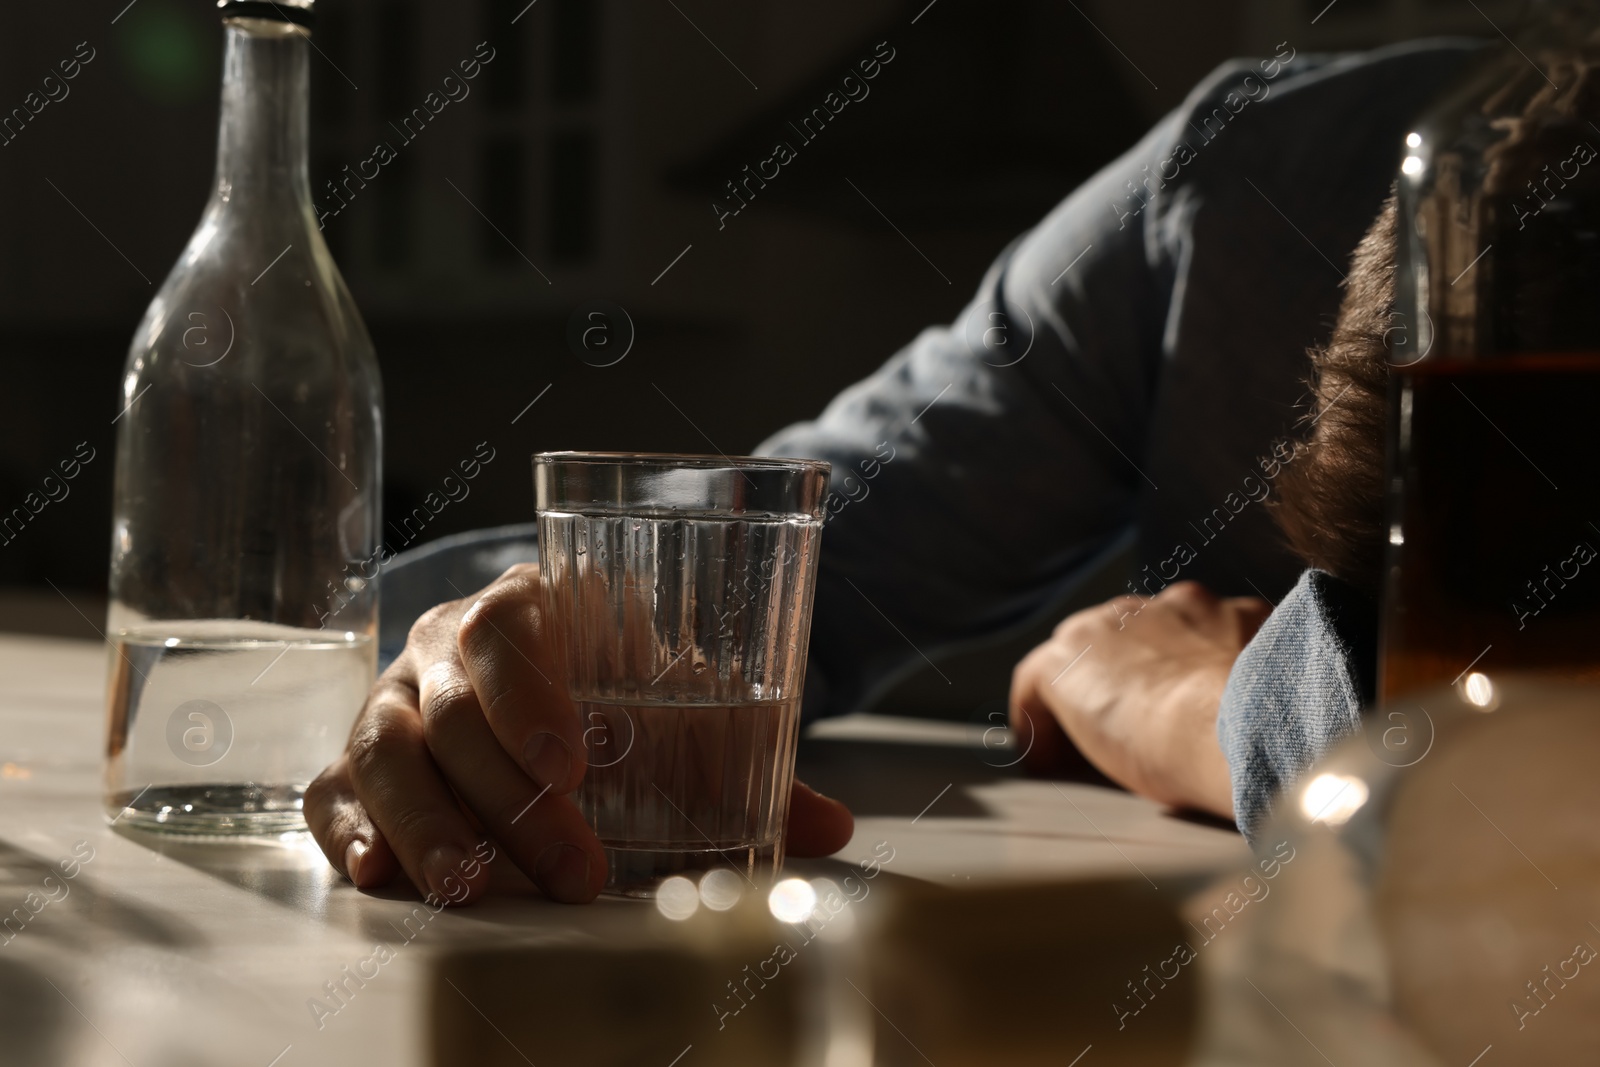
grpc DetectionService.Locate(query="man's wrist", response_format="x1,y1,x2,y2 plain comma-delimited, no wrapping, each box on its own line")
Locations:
1149,665,1235,818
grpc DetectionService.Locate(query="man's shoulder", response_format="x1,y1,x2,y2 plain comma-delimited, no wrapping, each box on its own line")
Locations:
1185,37,1487,121
1125,37,1488,235
1000,38,1491,319
1158,38,1488,182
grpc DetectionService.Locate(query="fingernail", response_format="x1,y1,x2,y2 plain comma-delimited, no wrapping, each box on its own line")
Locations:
344,839,368,885
536,843,592,903
523,732,573,791
422,845,471,903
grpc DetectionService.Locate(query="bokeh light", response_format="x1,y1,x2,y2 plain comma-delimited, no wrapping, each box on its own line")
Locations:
1300,772,1370,827
654,876,699,921
698,868,744,912
767,877,818,924
1462,672,1497,709
809,878,856,941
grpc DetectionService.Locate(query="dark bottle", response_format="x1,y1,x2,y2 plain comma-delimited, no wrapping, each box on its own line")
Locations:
1382,2,1600,701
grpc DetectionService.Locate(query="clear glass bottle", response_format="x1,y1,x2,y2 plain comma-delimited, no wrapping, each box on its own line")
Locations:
1382,2,1600,701
104,0,382,834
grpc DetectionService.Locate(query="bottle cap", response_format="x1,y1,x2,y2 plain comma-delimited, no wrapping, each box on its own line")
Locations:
217,1,314,28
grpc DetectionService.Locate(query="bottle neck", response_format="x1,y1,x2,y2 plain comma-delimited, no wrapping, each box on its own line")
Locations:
213,18,311,213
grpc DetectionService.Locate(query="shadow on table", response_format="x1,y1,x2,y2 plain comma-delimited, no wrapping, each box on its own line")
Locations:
794,728,1120,820
104,822,540,946
0,955,72,1065
105,810,658,941
0,837,201,952
1166,807,1240,833
0,837,208,1063
108,822,346,914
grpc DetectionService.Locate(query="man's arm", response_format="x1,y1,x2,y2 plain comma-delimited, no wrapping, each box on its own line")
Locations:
1010,581,1272,819
760,114,1187,718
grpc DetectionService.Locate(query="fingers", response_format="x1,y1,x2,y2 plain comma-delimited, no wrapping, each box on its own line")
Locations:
1149,580,1221,627
456,565,583,795
1105,581,1274,645
417,655,606,904
346,675,494,905
304,756,400,889
1008,646,1095,778
787,781,855,857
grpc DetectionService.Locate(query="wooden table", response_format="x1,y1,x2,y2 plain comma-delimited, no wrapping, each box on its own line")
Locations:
0,634,1249,1066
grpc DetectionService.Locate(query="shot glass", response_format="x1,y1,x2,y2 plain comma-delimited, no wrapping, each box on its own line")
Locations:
534,452,831,897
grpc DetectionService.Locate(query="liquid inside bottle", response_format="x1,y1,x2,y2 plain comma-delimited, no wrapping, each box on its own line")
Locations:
1382,4,1600,701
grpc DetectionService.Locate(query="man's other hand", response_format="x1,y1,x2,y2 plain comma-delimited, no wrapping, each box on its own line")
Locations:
305,563,854,904
1008,581,1271,819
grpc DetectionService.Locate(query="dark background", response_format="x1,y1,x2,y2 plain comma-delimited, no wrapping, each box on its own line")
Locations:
0,0,1510,706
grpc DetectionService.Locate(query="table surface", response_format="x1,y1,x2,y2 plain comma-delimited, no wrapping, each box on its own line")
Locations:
0,634,1249,1067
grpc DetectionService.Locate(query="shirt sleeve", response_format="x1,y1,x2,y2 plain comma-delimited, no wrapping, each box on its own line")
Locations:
1217,568,1379,841
757,108,1193,719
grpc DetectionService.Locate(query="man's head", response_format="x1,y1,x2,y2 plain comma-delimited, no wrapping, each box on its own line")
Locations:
1272,196,1397,599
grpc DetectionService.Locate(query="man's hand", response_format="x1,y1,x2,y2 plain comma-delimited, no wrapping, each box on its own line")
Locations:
305,563,855,905
1008,581,1271,819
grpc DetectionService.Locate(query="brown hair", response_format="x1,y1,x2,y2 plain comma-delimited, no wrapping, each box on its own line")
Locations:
1279,60,1591,594
1272,195,1397,597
